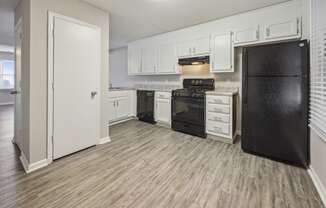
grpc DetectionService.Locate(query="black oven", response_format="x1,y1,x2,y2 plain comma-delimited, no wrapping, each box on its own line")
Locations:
171,96,206,138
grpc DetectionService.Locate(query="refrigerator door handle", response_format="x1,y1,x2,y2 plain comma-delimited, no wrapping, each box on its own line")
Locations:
243,48,248,104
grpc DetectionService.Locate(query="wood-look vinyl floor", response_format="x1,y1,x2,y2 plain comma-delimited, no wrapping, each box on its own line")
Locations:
0,105,324,208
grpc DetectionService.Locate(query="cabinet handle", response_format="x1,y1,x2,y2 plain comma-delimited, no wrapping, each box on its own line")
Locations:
214,99,223,103
256,30,259,40
215,117,222,122
266,28,270,37
296,18,300,34
193,47,196,54
117,101,119,107
214,108,223,113
213,127,222,132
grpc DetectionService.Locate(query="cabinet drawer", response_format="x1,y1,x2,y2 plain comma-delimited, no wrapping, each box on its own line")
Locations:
156,92,171,100
207,104,230,114
207,112,230,123
207,95,230,105
207,121,230,135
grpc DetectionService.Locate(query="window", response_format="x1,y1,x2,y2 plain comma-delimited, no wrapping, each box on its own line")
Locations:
0,60,15,89
310,0,326,142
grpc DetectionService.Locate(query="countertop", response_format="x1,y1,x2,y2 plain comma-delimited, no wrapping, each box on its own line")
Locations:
109,87,239,95
109,87,178,93
206,88,239,96
108,87,135,92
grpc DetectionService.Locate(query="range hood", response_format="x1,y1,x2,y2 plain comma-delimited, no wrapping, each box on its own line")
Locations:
178,56,210,66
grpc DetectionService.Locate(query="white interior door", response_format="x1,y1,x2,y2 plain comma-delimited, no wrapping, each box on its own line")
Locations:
13,19,23,149
53,17,100,159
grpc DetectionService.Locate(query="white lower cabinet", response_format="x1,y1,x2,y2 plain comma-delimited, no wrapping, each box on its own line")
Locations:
108,90,134,124
206,94,236,143
155,92,171,125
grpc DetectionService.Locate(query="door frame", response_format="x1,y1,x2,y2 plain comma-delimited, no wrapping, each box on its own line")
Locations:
13,17,23,147
47,12,101,163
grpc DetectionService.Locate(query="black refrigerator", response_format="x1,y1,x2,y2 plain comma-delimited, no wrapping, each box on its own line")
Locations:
242,40,309,168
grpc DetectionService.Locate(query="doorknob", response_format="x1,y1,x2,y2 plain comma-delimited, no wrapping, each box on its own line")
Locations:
91,91,98,98
10,90,20,95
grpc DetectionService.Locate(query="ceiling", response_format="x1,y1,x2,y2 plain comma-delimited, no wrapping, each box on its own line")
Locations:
0,0,20,47
84,0,289,49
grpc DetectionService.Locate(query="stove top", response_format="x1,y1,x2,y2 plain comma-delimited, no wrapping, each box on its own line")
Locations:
172,79,215,98
172,88,210,98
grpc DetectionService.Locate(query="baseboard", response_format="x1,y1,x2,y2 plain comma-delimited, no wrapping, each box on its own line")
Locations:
99,136,111,145
109,117,135,126
308,167,326,207
20,152,48,174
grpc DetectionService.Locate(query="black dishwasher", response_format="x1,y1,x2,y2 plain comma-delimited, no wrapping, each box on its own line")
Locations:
137,90,156,124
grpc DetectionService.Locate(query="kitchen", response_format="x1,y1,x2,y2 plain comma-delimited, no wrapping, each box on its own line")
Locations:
108,0,307,151
0,0,325,207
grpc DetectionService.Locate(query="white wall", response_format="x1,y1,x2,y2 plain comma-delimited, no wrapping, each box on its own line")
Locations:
0,6,15,46
15,0,110,164
0,52,14,104
109,47,132,87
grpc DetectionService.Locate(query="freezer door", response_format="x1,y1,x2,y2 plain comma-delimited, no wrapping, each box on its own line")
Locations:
247,40,308,77
242,77,308,167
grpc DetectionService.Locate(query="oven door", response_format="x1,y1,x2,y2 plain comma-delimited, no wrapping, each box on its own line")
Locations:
172,96,205,125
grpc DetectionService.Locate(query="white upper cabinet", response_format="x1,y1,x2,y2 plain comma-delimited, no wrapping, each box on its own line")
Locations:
211,32,233,73
141,46,157,74
128,45,142,75
193,36,211,56
177,36,211,58
264,18,301,41
127,1,304,76
233,26,260,45
157,42,178,74
177,40,193,58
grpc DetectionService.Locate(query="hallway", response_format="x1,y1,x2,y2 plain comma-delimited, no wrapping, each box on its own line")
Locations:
0,105,24,178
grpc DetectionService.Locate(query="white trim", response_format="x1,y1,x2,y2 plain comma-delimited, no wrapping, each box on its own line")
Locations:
47,12,102,163
109,117,135,126
236,130,242,136
0,102,14,106
98,136,111,145
20,152,48,174
308,167,326,207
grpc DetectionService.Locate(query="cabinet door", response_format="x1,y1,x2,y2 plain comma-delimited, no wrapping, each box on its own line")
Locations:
264,18,300,40
234,26,259,45
193,36,210,55
158,43,177,74
177,40,193,58
141,47,157,74
116,97,130,120
128,46,141,74
156,99,171,124
211,32,233,72
108,99,116,122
